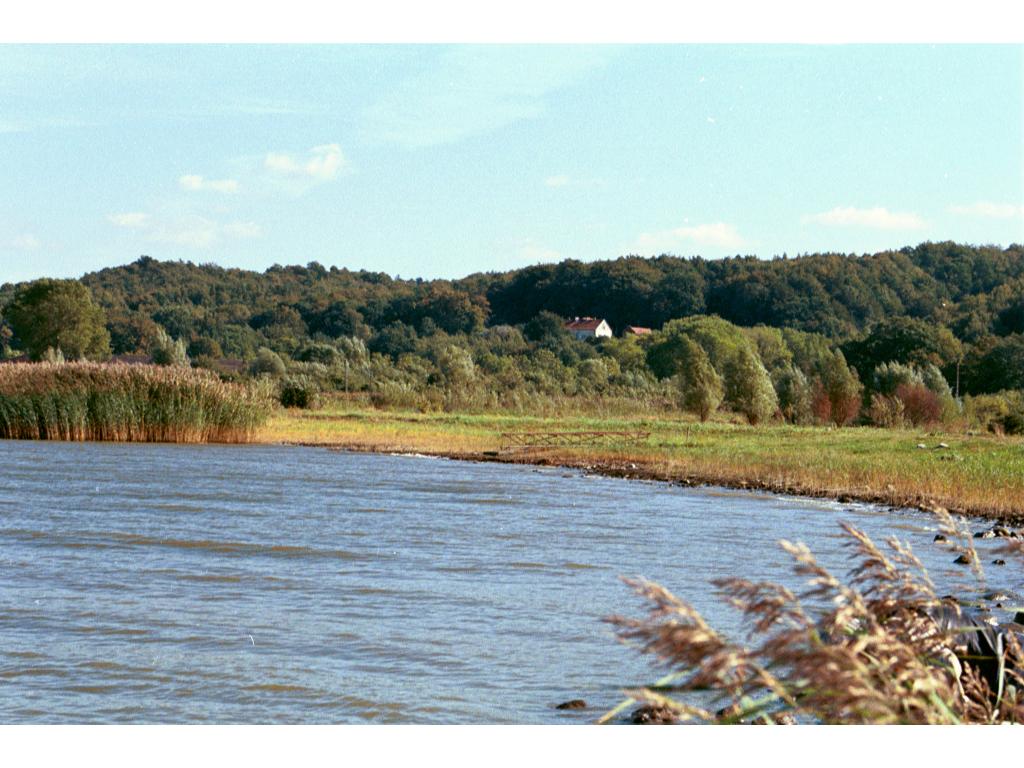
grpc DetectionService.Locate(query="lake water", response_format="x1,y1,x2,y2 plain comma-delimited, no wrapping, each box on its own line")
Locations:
1,442,1019,723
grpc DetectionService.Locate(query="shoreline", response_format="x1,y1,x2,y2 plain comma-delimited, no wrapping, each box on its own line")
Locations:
279,439,1024,526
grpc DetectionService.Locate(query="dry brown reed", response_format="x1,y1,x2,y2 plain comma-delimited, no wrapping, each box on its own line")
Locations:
603,508,1024,724
0,362,272,443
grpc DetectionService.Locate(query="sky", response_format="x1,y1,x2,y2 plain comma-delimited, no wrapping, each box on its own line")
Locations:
1,44,1022,284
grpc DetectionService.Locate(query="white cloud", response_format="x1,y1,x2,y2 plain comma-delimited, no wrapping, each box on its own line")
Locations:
362,47,610,148
12,233,40,250
179,174,239,193
948,201,1024,219
107,211,261,249
223,221,263,239
147,216,263,249
803,206,925,230
635,221,747,253
264,144,344,180
107,212,151,228
544,175,570,188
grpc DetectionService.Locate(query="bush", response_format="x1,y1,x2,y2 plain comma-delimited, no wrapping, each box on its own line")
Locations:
278,375,320,409
250,347,287,377
896,383,942,426
868,392,906,428
965,390,1024,435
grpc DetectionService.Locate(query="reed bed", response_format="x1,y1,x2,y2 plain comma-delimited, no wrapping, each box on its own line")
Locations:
0,362,272,443
603,509,1024,724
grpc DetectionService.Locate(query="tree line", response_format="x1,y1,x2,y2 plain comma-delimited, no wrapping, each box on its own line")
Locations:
0,242,1022,432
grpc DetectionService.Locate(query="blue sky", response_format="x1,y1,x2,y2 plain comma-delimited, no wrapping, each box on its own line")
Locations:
1,44,1021,284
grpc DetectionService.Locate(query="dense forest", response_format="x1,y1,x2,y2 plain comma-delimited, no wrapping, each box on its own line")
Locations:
1,241,1022,431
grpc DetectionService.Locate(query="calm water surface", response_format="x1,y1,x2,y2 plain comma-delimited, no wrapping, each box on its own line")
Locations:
1,442,1019,723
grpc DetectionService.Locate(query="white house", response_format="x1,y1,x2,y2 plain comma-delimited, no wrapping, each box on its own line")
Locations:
564,317,613,340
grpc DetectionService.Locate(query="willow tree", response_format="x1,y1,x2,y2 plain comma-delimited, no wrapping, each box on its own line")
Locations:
675,337,723,422
724,345,778,426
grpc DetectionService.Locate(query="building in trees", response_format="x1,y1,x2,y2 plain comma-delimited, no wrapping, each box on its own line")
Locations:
564,317,613,340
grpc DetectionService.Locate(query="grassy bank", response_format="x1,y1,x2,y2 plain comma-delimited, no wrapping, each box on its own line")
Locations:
0,362,272,442
258,397,1024,522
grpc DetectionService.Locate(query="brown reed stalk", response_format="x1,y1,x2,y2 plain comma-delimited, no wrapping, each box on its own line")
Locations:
605,510,1024,724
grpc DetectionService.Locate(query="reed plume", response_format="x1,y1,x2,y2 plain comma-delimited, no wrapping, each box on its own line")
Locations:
604,508,1024,724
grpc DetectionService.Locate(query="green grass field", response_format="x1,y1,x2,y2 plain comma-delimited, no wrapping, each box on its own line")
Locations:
259,397,1024,521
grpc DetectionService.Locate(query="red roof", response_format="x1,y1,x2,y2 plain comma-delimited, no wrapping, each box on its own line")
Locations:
564,317,606,331
624,326,652,335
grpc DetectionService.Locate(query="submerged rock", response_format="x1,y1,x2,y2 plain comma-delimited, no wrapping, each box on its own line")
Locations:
630,705,677,724
555,699,587,710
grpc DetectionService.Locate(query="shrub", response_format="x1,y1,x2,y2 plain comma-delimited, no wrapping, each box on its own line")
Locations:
278,375,320,409
868,392,906,428
896,383,942,426
250,347,287,377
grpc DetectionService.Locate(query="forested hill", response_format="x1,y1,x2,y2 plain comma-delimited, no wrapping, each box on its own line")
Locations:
2,241,1022,359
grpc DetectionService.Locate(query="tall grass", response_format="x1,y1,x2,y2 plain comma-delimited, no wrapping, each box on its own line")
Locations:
0,362,272,443
604,509,1024,724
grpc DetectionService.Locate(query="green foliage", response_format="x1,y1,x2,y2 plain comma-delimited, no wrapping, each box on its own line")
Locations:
871,361,924,396
250,347,287,377
781,327,835,379
369,321,419,360
296,341,340,366
774,364,812,424
843,317,962,376
187,336,223,360
743,325,793,374
814,350,862,426
646,315,751,379
4,279,111,361
723,345,778,425
963,390,1024,435
2,244,1020,422
437,345,476,390
278,374,320,409
150,328,188,367
674,337,723,421
964,334,1024,393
